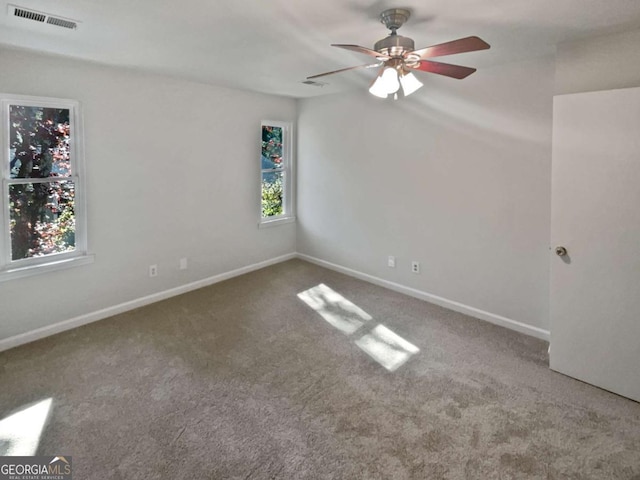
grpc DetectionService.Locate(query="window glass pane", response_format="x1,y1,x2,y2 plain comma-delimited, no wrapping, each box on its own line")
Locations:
9,105,72,179
261,171,284,218
9,181,76,260
261,125,283,170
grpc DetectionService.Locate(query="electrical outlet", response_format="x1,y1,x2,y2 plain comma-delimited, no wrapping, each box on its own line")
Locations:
149,264,158,277
388,255,396,268
179,258,188,270
411,261,420,274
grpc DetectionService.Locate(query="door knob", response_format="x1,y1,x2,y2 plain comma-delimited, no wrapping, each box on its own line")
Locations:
555,246,568,257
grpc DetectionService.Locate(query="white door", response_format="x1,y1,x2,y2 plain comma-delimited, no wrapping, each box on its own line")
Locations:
550,87,640,402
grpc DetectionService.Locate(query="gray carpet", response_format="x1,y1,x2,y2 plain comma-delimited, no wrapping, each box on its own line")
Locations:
1,259,639,479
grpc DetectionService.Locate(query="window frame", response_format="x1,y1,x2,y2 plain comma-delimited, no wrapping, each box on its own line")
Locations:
259,120,295,227
0,93,92,281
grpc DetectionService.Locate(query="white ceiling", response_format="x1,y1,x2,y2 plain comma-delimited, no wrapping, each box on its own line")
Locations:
2,0,640,98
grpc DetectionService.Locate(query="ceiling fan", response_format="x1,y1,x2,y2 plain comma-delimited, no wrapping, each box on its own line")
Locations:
307,8,490,98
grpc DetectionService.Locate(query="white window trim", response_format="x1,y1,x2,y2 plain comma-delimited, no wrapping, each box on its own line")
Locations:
259,120,295,227
0,93,92,282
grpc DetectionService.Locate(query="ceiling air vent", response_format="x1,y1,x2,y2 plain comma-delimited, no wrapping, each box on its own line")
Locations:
46,16,77,29
302,80,327,87
13,7,45,23
8,5,79,30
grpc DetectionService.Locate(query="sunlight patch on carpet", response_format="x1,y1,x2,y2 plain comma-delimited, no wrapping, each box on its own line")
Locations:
355,324,420,372
298,284,420,371
298,283,372,335
0,398,52,456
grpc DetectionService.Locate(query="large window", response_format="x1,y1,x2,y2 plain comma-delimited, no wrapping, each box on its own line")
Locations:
1,94,90,280
260,120,294,226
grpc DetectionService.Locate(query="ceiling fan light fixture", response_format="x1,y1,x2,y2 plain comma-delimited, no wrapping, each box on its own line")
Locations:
368,74,389,98
380,66,400,94
369,65,405,98
399,71,423,96
369,66,401,98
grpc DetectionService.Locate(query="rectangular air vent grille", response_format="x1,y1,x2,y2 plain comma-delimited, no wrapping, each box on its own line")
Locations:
9,5,79,30
46,16,76,29
14,7,45,23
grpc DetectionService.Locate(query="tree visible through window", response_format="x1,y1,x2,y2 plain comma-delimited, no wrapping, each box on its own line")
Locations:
1,94,87,276
260,121,292,223
261,124,283,217
9,105,75,259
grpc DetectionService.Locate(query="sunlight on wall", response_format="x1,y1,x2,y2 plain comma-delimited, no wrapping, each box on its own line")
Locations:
298,284,420,371
297,283,372,334
355,324,420,372
0,398,52,456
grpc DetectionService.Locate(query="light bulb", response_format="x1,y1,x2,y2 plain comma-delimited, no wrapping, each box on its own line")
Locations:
399,71,423,96
380,67,400,94
368,75,388,98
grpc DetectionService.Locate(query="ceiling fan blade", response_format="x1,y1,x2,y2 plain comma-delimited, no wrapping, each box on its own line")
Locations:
410,36,490,59
332,44,390,60
409,60,477,79
307,63,381,80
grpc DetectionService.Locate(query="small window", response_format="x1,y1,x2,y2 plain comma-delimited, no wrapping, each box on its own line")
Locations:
260,120,294,226
1,94,91,280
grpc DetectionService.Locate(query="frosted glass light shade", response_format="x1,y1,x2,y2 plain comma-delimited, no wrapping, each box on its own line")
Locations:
369,75,388,98
380,67,400,94
400,71,423,96
369,66,402,98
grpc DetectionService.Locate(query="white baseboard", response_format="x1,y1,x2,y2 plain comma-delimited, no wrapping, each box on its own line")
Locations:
0,251,549,353
0,253,297,353
296,253,550,341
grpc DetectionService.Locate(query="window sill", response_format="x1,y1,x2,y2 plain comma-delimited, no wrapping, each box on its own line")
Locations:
0,254,95,283
258,216,296,229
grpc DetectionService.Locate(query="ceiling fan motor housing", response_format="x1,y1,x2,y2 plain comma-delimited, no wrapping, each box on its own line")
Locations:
375,8,414,57
374,34,415,57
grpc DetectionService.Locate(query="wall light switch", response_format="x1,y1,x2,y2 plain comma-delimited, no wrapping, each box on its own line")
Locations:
388,256,396,268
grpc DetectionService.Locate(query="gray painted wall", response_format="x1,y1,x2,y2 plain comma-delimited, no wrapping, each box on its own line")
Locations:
0,47,296,340
297,56,555,331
